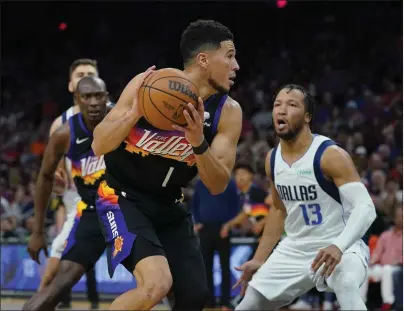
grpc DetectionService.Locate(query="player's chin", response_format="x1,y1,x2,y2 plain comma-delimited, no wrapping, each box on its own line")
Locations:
87,112,102,121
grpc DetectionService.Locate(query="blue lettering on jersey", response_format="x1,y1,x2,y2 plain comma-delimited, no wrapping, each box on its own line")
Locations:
276,184,318,202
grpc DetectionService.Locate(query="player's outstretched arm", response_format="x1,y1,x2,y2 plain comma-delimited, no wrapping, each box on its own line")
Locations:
252,149,287,263
92,66,155,156
33,125,71,235
27,124,70,263
321,145,376,253
195,97,242,194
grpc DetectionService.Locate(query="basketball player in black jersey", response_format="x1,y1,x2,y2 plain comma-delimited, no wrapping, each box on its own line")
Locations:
92,20,242,310
23,76,109,311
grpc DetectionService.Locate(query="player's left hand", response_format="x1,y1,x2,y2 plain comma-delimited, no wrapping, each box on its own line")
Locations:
172,97,205,147
311,244,342,277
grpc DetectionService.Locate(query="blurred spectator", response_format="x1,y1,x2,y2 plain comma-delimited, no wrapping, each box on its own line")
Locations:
224,164,270,238
191,178,240,309
1,196,20,238
361,206,403,310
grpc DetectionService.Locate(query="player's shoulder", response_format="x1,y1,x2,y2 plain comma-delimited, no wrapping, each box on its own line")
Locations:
217,95,242,132
265,147,277,177
223,95,241,111
321,143,352,164
50,121,71,145
49,115,63,136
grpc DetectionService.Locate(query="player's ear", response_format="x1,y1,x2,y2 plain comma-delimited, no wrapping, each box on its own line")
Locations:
68,81,74,93
196,52,209,69
305,112,312,124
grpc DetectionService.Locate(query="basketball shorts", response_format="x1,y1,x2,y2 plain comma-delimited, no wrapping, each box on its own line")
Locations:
249,237,369,307
60,201,106,271
96,180,207,285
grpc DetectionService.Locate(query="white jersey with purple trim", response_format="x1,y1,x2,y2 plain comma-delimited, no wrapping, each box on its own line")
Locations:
270,134,366,250
246,134,369,301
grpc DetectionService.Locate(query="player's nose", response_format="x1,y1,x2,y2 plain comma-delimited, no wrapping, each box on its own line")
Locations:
233,59,240,71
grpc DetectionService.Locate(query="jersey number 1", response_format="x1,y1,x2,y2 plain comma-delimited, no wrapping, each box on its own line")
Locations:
300,203,323,225
162,167,174,187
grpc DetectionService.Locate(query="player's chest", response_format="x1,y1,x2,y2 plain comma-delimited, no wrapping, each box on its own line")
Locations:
123,120,213,166
73,136,93,157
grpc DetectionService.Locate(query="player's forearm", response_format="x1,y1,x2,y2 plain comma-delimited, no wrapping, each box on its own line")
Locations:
195,149,231,195
333,182,377,252
92,111,140,156
33,174,54,233
253,208,285,263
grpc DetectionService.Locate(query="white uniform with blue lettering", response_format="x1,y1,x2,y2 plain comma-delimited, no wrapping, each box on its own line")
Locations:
248,134,369,306
50,106,81,258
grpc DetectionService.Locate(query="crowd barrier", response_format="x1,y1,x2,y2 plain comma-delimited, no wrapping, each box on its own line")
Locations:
1,237,258,299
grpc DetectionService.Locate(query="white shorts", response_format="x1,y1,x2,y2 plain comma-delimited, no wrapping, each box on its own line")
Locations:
249,237,369,305
50,190,80,259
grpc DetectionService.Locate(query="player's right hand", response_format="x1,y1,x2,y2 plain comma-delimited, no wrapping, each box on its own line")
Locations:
27,232,48,264
233,259,263,296
131,65,156,116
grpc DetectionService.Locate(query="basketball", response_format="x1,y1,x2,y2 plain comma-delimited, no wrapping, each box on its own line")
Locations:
138,68,200,131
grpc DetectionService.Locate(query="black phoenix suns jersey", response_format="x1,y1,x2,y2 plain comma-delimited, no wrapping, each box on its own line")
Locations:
66,113,106,206
104,94,228,201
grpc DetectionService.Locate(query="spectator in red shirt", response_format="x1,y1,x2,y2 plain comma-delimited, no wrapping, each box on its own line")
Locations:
360,205,403,310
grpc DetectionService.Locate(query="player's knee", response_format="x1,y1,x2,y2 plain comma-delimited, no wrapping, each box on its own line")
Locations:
332,272,360,294
140,275,172,304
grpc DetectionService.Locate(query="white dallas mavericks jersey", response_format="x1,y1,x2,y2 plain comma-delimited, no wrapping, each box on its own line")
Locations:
271,135,354,248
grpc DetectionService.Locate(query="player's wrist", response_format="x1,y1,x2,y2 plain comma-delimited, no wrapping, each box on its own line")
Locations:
192,136,209,155
332,242,345,253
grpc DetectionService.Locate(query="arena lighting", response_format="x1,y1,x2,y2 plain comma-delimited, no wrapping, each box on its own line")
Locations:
58,22,67,31
277,0,288,8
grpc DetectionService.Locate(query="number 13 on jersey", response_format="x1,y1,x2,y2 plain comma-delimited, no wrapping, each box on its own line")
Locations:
300,203,323,225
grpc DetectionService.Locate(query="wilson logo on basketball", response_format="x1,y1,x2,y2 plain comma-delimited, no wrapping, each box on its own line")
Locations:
168,80,198,102
125,127,196,166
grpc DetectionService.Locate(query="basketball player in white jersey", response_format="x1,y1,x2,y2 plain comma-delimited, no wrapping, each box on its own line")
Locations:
35,59,100,292
234,84,376,310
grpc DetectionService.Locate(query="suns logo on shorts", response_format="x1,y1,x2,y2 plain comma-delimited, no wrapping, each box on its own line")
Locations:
112,236,124,258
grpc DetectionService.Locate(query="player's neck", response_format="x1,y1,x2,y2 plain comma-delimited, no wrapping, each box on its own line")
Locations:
280,129,314,155
82,117,100,132
183,67,217,101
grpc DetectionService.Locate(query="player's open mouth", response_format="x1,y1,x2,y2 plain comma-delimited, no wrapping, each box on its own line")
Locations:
277,119,287,130
229,76,236,86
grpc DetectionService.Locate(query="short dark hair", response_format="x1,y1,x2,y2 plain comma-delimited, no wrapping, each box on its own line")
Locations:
76,76,106,93
69,58,98,78
273,84,316,122
234,163,255,175
180,20,234,66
